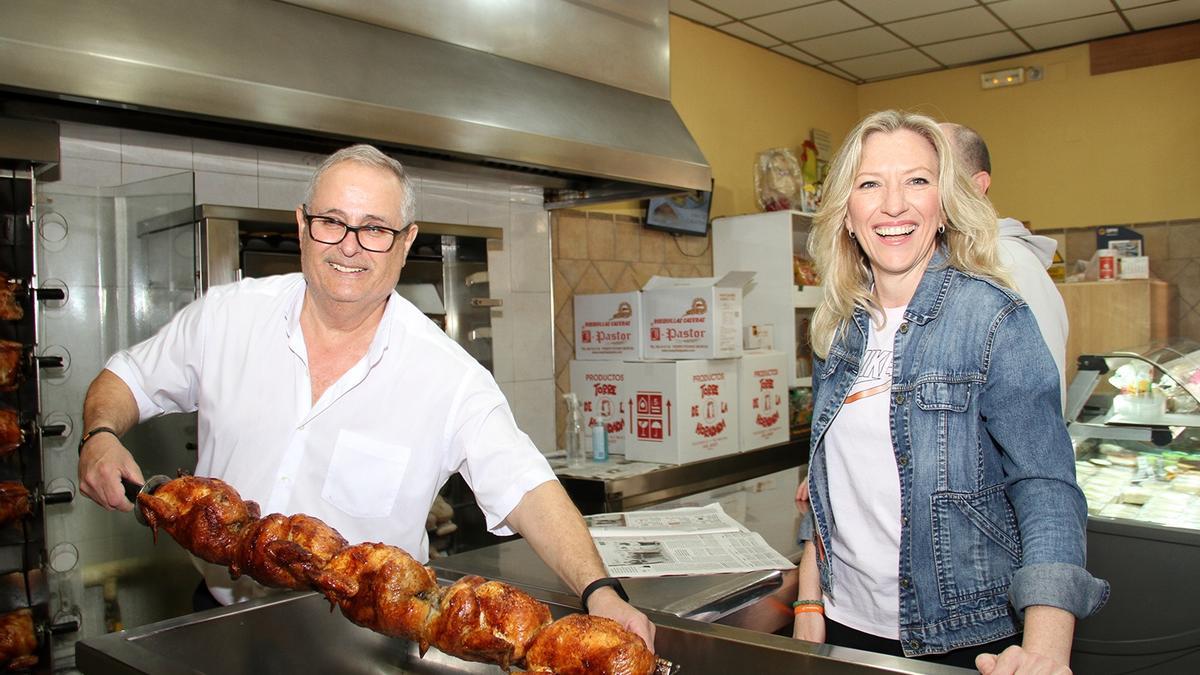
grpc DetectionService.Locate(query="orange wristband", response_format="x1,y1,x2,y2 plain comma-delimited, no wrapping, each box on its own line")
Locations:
794,605,824,615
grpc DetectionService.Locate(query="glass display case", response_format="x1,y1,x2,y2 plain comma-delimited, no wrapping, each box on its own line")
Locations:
1066,339,1200,532
1065,340,1200,674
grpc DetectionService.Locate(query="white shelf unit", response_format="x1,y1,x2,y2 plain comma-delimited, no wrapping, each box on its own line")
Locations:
713,210,817,388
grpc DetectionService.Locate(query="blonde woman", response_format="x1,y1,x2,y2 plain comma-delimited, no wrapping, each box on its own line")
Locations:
792,111,1107,673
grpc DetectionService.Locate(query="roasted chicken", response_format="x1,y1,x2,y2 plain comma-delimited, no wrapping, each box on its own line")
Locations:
137,476,261,566
0,275,22,322
0,410,20,457
524,613,657,675
312,542,442,645
0,341,22,392
0,608,37,671
139,477,666,674
231,513,347,591
0,482,30,527
427,575,551,669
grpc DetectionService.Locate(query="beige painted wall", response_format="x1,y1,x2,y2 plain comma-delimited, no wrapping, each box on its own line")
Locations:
594,20,1200,234
590,16,858,219
858,45,1200,230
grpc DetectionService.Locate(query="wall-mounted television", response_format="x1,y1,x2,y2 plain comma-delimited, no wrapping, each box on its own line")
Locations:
644,187,712,237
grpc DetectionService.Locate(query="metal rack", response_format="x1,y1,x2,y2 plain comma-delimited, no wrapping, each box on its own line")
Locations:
0,123,80,671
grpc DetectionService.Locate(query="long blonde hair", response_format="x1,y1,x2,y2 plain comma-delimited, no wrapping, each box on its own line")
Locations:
808,110,1010,358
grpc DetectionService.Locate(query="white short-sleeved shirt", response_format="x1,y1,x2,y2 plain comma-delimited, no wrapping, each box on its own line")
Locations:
106,274,556,603
823,305,906,639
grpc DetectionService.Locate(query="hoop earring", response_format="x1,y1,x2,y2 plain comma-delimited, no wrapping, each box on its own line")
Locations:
938,223,946,234
848,230,856,240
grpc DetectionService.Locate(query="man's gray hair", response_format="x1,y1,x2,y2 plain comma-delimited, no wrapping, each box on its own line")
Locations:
304,144,417,227
942,123,992,176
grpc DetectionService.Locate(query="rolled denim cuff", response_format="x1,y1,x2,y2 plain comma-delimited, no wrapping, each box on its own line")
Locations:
797,510,816,543
1009,562,1110,620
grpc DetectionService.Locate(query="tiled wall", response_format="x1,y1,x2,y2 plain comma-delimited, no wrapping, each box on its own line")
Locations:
36,122,555,658
551,210,713,447
1046,218,1200,339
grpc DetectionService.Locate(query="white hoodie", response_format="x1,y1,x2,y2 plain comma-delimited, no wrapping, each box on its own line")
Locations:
997,217,1069,410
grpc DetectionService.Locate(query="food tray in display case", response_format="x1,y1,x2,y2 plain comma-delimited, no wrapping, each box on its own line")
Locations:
1066,339,1200,532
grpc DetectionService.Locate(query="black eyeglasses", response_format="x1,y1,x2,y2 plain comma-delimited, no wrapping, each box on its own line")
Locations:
301,205,409,253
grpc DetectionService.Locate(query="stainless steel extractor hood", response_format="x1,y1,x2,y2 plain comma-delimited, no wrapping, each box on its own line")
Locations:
0,0,710,206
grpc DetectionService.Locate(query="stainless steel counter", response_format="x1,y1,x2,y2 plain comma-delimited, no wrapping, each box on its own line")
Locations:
432,540,784,623
76,578,969,674
557,438,808,514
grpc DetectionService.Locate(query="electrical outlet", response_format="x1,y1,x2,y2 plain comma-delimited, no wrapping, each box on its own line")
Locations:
1026,65,1044,81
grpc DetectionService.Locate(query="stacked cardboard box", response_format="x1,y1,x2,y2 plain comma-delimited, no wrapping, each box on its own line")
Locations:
571,272,790,464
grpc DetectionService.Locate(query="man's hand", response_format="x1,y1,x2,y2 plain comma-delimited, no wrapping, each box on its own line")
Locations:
78,434,145,512
976,645,1071,675
586,586,656,651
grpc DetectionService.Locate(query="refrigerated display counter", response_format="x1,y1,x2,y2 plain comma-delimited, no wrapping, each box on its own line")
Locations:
1065,340,1200,673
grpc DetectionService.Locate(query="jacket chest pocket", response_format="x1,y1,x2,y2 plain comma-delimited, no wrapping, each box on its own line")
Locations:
930,484,1021,606
915,381,971,412
321,430,411,518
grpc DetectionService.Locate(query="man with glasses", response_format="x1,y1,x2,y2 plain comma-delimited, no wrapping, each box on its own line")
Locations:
77,144,655,648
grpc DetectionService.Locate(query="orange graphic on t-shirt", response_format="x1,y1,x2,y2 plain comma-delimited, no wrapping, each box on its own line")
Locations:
844,382,890,405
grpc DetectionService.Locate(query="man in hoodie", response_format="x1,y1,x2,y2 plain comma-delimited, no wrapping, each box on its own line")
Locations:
942,123,1069,410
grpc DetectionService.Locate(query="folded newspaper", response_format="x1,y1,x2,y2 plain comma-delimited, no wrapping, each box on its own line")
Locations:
584,503,794,578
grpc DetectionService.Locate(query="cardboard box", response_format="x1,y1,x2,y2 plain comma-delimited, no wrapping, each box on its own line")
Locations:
641,272,754,360
744,323,775,351
574,292,642,361
569,360,629,455
737,351,790,451
624,359,739,464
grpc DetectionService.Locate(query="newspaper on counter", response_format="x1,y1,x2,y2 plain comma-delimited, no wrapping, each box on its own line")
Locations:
584,503,794,578
585,503,742,537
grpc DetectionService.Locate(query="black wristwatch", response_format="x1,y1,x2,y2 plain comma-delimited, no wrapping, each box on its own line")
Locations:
78,426,120,455
580,576,629,612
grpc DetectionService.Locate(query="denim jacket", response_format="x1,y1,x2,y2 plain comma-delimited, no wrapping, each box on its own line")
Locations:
802,248,1109,656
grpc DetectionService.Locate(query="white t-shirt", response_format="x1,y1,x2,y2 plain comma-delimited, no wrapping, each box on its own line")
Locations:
823,305,905,638
107,274,556,604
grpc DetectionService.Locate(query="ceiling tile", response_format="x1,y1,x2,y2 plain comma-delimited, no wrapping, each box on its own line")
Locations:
771,44,822,65
718,21,784,47
818,63,861,82
747,1,872,41
888,7,1007,45
795,26,908,61
702,0,824,20
1017,12,1129,49
1114,0,1171,7
669,0,731,26
843,0,976,23
834,48,940,80
989,0,1116,28
921,31,1030,65
1125,0,1200,30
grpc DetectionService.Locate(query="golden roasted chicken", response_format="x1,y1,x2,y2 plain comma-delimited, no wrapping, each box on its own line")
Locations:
313,542,442,646
138,476,261,565
230,513,347,590
426,575,551,669
524,613,657,675
0,410,21,457
138,476,664,674
0,608,37,671
0,482,30,527
0,275,22,322
0,341,22,392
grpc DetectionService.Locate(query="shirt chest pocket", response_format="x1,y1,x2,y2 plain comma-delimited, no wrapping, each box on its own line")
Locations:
322,430,412,518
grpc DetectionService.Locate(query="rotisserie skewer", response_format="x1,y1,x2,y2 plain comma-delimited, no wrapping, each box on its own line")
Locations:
137,475,672,674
